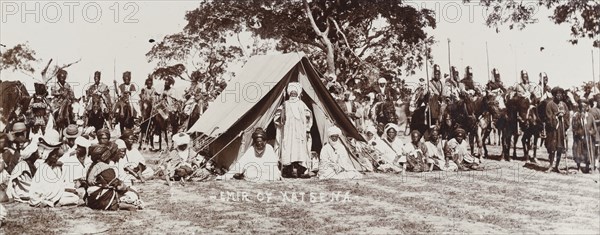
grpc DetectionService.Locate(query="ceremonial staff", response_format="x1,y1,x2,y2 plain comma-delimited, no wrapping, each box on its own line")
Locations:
486,42,491,81
447,39,452,80
425,47,432,127
593,50,597,93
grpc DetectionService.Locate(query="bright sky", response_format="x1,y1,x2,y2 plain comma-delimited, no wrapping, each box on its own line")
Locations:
1,0,599,97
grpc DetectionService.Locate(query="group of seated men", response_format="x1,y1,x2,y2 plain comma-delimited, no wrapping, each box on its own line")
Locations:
0,122,149,211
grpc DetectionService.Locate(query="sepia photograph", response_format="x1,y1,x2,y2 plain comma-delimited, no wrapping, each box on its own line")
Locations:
0,0,599,234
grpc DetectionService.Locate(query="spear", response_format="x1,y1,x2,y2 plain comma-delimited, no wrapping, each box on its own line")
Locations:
593,50,597,93
486,42,491,81
447,38,452,79
425,47,432,127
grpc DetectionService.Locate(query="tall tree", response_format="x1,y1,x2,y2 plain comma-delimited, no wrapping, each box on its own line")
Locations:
147,0,436,87
469,0,600,47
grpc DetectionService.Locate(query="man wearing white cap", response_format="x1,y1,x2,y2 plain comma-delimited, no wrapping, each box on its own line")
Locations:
372,78,397,103
59,136,91,191
274,82,313,178
116,131,154,185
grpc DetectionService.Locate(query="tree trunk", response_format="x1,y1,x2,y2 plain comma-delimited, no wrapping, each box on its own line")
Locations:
303,0,336,77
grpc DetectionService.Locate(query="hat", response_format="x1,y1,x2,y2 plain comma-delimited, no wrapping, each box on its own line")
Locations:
410,129,421,137
454,128,466,138
287,82,302,95
39,129,62,149
251,128,266,140
115,139,127,149
327,126,342,137
11,122,26,133
365,125,377,135
551,87,564,97
378,78,387,84
97,129,110,138
172,133,191,147
75,136,91,148
76,119,84,126
121,129,134,140
63,124,80,139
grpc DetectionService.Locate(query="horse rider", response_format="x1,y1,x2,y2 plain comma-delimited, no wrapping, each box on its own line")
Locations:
29,83,51,133
116,71,137,116
486,68,506,94
86,71,112,113
428,64,445,127
51,69,75,113
444,66,461,101
114,71,138,132
539,72,552,100
459,66,476,95
515,70,535,100
140,77,158,111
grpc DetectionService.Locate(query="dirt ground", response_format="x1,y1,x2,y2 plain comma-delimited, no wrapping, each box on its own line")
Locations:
2,134,600,234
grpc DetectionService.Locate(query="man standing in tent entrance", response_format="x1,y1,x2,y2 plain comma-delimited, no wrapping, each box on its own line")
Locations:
274,82,313,178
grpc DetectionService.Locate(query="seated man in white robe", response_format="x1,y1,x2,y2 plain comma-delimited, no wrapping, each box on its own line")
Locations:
117,130,154,185
374,124,405,173
318,126,363,180
58,136,91,195
29,147,79,207
232,128,281,182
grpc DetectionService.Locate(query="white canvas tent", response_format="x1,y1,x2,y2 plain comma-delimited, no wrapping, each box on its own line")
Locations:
187,53,367,171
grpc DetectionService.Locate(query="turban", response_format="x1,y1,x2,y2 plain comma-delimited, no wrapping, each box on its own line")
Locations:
327,126,342,137
75,136,91,148
89,144,111,163
384,123,400,133
410,129,421,137
365,125,377,135
287,82,302,95
121,129,134,140
97,129,110,138
172,133,191,147
454,128,466,138
115,139,127,149
378,78,387,84
551,87,564,97
252,128,266,140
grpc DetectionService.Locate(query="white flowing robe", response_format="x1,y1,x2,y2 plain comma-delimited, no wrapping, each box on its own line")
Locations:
233,144,281,182
375,137,406,164
274,98,313,166
318,143,362,180
29,163,68,207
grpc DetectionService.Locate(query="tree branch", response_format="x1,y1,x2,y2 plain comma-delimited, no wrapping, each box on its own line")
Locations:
329,16,362,62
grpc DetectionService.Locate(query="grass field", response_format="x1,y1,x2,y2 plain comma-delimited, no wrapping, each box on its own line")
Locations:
2,135,599,234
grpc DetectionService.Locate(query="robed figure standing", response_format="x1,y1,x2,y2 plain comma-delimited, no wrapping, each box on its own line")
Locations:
273,82,313,178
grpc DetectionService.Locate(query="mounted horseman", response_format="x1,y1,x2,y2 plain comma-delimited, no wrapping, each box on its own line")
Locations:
182,71,204,131
459,66,476,95
411,65,444,136
114,71,138,133
138,77,159,150
444,66,461,102
51,69,76,134
85,71,112,131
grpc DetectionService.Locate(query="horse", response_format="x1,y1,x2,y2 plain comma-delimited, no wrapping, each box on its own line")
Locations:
85,94,108,132
0,81,31,131
138,99,154,150
444,92,498,159
519,98,545,162
54,97,75,134
113,98,137,134
498,94,530,161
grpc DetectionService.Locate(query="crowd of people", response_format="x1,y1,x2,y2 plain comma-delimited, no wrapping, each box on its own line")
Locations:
0,63,599,225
